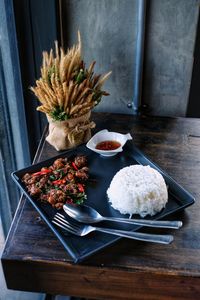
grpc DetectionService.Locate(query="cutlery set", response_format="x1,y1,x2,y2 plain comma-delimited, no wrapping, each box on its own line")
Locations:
52,204,182,245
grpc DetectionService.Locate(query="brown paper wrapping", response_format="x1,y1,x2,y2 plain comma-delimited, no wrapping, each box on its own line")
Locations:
46,111,95,151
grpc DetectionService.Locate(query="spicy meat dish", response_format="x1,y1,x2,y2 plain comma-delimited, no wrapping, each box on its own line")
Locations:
22,155,89,209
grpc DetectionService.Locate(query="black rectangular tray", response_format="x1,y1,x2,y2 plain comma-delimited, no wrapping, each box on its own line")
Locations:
11,142,195,263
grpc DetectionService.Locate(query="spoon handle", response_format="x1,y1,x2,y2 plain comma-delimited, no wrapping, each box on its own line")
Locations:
102,217,182,229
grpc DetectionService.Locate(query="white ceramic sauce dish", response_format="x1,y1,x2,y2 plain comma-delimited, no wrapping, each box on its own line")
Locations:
86,129,132,157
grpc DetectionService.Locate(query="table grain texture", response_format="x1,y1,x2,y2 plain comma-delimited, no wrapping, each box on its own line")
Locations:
1,112,200,300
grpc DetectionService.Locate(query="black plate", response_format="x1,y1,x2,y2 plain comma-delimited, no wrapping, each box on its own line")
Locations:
11,142,195,263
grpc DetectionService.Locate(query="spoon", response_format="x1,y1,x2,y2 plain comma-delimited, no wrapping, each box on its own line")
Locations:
63,204,182,229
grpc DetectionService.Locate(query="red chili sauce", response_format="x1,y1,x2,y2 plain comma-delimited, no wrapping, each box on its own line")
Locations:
95,140,121,151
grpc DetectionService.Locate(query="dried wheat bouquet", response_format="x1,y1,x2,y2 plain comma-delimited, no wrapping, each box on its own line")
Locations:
30,31,111,121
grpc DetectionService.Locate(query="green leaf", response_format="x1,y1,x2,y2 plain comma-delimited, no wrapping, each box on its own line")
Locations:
47,65,56,85
74,68,86,84
50,106,69,121
92,90,104,105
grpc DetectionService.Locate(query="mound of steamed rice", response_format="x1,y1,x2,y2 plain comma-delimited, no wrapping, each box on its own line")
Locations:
107,165,168,217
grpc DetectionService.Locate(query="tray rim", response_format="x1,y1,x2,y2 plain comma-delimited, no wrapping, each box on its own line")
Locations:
11,143,195,263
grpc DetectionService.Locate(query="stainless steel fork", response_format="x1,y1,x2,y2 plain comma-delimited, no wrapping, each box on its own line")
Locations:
52,213,174,244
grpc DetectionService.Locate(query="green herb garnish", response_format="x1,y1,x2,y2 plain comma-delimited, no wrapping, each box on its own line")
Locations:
54,186,61,190
59,170,65,179
49,175,56,181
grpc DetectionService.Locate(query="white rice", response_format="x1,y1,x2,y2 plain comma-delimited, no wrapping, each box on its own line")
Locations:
107,165,168,217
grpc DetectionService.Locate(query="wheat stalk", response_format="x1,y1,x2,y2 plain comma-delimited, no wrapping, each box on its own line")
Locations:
30,31,111,121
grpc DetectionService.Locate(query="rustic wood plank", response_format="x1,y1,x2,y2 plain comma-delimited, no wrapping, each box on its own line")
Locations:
3,259,200,299
2,112,200,299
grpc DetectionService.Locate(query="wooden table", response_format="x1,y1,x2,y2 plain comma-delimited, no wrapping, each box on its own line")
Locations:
2,112,200,299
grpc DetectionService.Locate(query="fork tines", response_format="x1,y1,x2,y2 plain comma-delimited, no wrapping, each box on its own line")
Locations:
52,213,79,235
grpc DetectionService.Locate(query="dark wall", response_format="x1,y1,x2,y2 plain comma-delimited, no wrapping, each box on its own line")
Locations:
143,0,199,117
61,0,199,117
61,0,138,114
14,0,200,146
